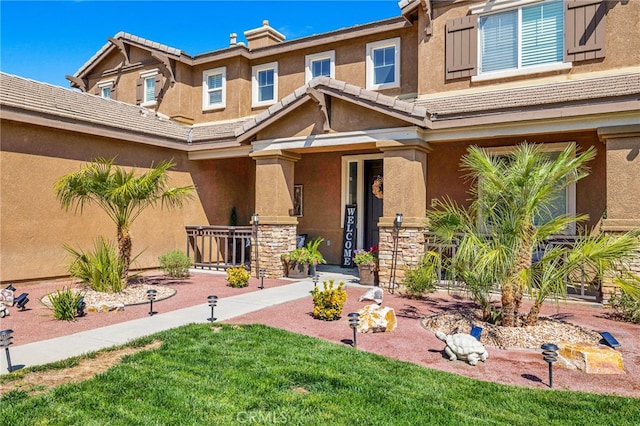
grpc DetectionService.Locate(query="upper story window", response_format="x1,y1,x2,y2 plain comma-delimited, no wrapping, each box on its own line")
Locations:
97,80,115,100
479,0,564,75
445,0,606,81
366,38,400,90
203,67,226,110
252,62,278,107
137,69,160,107
305,51,335,83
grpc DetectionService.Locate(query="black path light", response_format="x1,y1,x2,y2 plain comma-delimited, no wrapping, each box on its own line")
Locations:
348,312,360,348
252,212,260,278
259,269,266,290
147,289,158,316
0,329,14,373
77,296,86,317
541,343,559,388
5,284,16,292
207,295,218,322
389,212,403,294
312,274,319,288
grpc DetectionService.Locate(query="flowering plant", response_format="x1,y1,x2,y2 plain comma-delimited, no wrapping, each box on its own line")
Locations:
353,246,379,269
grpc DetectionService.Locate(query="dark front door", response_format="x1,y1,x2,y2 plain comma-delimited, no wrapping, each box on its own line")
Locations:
363,159,383,250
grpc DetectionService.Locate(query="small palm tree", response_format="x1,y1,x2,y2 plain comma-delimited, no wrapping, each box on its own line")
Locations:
55,158,194,278
428,142,640,327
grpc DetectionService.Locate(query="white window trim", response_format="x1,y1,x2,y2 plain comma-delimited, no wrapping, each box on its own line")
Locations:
475,0,566,79
202,67,226,111
340,154,384,250
485,142,577,234
98,79,114,99
140,69,159,107
366,38,401,91
252,62,278,108
305,50,335,83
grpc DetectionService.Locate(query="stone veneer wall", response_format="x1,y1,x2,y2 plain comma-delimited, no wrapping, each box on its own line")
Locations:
601,245,640,304
377,226,425,290
252,224,297,279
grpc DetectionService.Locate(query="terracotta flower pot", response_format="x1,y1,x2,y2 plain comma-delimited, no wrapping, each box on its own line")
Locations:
357,264,378,286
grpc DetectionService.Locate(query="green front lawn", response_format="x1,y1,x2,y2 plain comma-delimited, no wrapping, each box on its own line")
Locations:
1,324,638,425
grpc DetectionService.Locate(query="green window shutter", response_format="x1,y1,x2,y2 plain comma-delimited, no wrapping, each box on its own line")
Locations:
565,0,606,62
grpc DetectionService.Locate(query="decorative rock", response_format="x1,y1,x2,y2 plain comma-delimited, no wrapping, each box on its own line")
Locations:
357,304,397,333
435,331,489,366
559,344,625,374
359,287,384,305
0,289,14,304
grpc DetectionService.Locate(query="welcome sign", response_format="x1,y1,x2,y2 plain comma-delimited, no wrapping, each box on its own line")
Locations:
341,204,357,267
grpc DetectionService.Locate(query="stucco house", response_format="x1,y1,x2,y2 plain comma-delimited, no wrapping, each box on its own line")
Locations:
1,0,639,294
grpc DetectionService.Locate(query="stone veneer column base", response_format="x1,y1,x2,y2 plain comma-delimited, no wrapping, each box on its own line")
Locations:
377,226,425,291
251,224,297,279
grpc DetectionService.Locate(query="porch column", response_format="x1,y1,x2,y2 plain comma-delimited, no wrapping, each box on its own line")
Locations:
598,125,640,301
376,140,430,289
250,149,300,279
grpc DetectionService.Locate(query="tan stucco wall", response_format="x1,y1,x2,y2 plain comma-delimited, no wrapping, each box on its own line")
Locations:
602,130,640,227
0,121,225,283
419,0,640,94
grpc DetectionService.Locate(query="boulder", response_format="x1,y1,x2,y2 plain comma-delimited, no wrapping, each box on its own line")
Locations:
559,344,625,374
357,304,396,333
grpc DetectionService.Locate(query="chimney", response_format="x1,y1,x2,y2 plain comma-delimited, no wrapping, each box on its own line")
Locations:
243,20,286,50
230,33,237,46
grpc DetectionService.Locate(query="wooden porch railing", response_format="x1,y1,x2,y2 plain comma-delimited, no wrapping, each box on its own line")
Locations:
186,226,252,270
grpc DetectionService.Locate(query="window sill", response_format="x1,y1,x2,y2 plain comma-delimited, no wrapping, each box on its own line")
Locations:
251,100,276,109
365,81,400,91
141,101,157,108
203,104,226,112
472,62,572,82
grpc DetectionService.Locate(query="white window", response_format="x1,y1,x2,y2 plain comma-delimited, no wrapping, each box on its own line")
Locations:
140,69,159,106
252,62,278,107
202,67,226,110
305,51,335,83
366,38,400,90
479,0,564,76
98,80,114,99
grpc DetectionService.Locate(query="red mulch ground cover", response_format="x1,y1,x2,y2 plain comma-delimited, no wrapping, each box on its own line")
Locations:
2,272,639,398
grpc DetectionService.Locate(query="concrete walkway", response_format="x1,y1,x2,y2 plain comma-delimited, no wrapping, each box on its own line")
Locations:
0,268,358,375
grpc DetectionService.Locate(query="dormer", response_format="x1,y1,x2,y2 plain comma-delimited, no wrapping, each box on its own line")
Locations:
244,20,286,50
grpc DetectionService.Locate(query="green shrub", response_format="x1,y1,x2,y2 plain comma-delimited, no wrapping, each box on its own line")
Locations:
402,253,437,298
226,266,250,288
608,290,640,324
310,280,347,321
48,287,84,321
65,237,126,293
159,249,192,278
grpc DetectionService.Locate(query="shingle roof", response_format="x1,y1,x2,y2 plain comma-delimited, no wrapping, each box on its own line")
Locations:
0,72,247,145
414,73,640,118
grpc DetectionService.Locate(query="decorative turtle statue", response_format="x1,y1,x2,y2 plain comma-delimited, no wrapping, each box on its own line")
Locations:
435,330,489,366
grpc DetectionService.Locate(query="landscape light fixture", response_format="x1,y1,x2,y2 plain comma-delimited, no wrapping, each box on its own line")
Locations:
77,296,86,317
348,312,360,348
207,295,218,322
389,212,403,294
259,269,266,290
147,289,158,316
252,212,260,278
541,343,559,388
0,329,14,373
5,284,15,292
312,274,319,288
14,293,29,311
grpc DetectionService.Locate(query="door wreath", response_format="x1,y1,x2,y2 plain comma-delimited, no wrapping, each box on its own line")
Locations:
372,175,383,199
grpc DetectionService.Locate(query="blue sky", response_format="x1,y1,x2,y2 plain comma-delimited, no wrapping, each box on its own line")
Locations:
1,0,402,88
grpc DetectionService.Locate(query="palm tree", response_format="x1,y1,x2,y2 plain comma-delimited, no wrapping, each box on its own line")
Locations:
427,143,639,327
55,158,194,277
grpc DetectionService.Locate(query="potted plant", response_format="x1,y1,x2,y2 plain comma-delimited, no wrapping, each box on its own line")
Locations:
281,247,312,278
353,246,379,286
305,236,326,276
